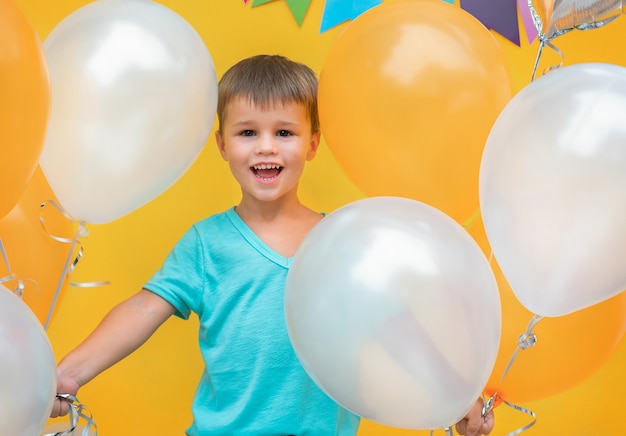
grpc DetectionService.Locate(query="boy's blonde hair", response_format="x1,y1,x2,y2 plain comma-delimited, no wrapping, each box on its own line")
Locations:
217,55,320,133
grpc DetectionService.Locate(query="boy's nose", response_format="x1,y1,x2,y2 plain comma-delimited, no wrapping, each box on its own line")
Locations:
255,134,278,154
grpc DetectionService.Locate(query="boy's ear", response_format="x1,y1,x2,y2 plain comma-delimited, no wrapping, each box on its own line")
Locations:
215,130,228,161
306,130,322,161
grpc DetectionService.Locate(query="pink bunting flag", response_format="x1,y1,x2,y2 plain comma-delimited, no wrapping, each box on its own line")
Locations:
518,0,539,43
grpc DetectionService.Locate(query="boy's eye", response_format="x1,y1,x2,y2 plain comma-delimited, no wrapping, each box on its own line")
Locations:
240,130,255,136
277,130,292,137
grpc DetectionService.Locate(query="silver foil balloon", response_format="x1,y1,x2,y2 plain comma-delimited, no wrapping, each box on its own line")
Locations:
547,0,623,38
528,0,623,78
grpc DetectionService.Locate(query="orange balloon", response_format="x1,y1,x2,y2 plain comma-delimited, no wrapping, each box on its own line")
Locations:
0,166,73,327
0,0,50,219
318,0,512,222
467,216,626,404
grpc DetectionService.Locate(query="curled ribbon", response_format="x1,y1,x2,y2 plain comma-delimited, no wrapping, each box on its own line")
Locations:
43,394,98,436
39,200,110,330
501,400,537,435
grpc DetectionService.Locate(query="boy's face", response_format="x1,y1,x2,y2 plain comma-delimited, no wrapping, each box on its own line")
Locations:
215,97,320,205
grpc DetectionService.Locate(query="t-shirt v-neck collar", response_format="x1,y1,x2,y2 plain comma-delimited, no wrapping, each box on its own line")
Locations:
225,207,293,268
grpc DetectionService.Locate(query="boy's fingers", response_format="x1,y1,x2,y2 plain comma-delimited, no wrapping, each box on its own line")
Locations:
50,397,70,418
464,415,483,436
481,410,495,435
455,420,468,435
458,409,495,436
455,399,488,436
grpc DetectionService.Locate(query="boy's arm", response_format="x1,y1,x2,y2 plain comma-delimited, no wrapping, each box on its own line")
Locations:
51,289,176,417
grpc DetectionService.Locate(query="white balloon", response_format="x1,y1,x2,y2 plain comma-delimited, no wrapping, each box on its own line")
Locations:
285,197,501,430
40,0,218,224
480,63,626,317
0,286,56,435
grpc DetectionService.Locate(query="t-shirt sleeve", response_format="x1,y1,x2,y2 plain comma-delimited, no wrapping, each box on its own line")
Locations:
144,226,204,319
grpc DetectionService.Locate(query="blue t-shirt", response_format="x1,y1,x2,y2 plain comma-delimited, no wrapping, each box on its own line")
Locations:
145,208,360,435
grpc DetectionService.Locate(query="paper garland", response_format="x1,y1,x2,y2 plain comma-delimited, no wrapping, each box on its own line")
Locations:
319,0,382,32
251,0,311,26
245,0,538,46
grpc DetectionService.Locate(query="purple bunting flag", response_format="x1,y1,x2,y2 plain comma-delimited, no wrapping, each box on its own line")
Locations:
460,0,521,45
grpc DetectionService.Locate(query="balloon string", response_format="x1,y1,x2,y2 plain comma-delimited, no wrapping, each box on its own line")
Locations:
459,215,529,432
527,0,565,81
0,238,25,297
499,314,543,386
530,38,565,82
41,200,86,330
429,426,455,435
40,200,110,330
527,0,622,81
461,207,480,230
482,313,542,435
42,394,98,436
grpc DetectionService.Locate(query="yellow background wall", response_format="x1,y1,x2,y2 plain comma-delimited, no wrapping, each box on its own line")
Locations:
12,0,626,434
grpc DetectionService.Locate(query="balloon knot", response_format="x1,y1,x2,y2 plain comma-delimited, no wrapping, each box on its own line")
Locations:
482,393,496,416
517,332,537,350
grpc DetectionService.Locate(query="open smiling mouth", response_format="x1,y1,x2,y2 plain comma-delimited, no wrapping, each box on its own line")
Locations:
252,164,283,181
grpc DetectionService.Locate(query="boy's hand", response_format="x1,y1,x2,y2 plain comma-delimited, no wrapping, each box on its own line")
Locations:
50,372,80,418
455,398,494,436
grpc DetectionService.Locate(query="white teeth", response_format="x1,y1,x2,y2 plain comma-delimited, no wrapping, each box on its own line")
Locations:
253,164,281,170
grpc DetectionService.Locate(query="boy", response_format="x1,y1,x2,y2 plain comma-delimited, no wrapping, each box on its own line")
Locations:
51,55,493,436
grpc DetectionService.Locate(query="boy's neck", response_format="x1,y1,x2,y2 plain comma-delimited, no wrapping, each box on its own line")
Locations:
235,195,305,223
234,196,322,258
